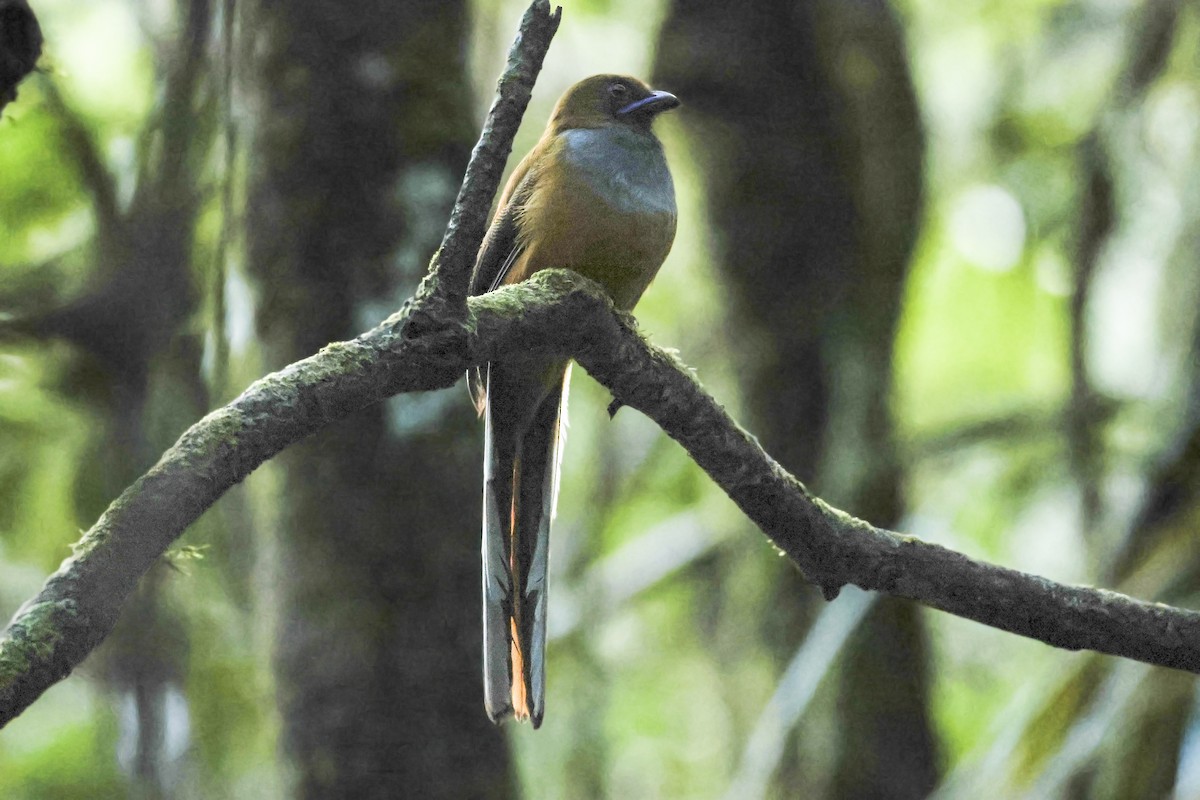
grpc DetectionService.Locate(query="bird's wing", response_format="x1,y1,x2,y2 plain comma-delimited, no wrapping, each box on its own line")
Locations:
470,200,524,297
470,150,541,296
468,154,541,412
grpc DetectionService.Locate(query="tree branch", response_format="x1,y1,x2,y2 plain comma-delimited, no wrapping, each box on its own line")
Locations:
3,269,1200,727
41,79,123,239
5,0,1199,731
415,0,561,316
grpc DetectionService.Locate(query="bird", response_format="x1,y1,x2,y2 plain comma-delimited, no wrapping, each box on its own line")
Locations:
468,74,679,728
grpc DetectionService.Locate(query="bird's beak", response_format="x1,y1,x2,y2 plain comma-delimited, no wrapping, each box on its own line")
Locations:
618,90,681,117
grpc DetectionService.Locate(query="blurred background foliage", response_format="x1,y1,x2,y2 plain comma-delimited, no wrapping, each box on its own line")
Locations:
1,0,1199,797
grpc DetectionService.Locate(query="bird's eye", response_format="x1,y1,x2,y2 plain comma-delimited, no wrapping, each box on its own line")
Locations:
609,83,628,98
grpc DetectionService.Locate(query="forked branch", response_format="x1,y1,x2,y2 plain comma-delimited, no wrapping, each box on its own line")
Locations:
3,0,1198,734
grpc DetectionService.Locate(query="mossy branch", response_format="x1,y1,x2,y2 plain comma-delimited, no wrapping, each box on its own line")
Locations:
4,0,1199,732
4,269,1200,726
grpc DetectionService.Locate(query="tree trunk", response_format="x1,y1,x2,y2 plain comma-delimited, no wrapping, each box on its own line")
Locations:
656,1,938,796
245,0,513,796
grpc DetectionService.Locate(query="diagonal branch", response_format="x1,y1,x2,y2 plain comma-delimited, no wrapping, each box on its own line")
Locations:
415,0,561,316
3,269,1200,728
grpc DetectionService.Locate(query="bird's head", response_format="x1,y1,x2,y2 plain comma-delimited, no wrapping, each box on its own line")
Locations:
549,74,680,134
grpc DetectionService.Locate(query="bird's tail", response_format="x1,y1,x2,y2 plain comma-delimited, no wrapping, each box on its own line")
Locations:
482,366,567,728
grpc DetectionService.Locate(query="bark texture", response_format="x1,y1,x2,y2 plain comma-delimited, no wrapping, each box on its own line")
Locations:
244,0,526,794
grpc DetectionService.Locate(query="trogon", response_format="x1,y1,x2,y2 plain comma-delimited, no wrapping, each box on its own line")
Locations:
469,74,679,727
